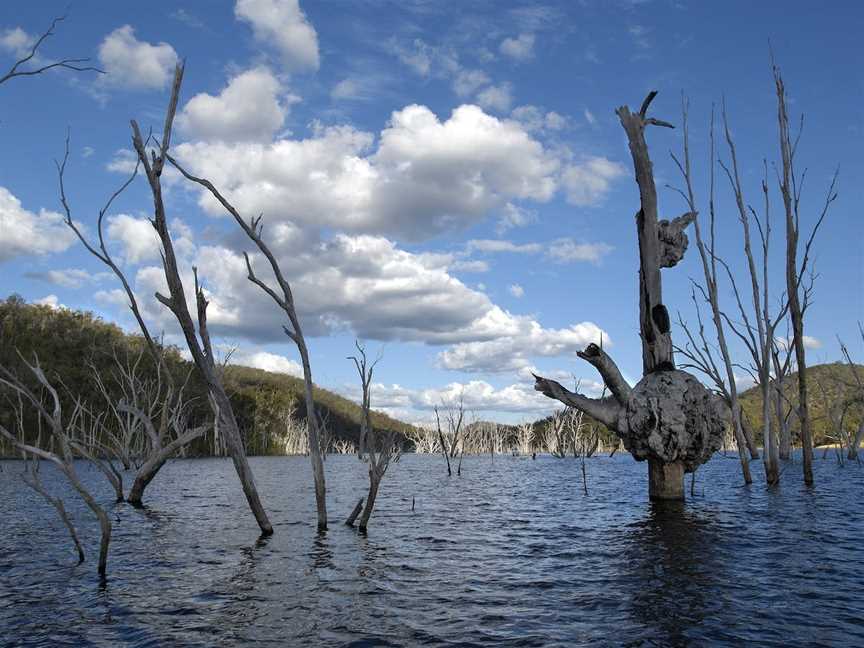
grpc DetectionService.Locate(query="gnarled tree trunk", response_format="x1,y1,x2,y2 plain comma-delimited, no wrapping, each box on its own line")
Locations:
534,92,726,501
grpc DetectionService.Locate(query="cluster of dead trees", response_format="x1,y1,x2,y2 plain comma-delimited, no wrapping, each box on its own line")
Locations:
2,34,402,576
1,14,856,572
671,62,840,488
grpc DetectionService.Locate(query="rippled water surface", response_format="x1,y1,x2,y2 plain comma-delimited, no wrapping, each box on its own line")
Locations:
1,453,863,647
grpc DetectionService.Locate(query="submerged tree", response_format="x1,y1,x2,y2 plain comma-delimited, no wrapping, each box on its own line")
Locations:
89,348,210,506
773,64,837,487
344,342,400,532
433,394,467,476
533,92,727,500
56,62,273,533
165,77,328,529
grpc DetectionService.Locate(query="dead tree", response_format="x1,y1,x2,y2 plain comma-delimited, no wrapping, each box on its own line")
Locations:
570,409,592,495
0,356,112,576
534,92,727,500
544,408,572,458
123,63,272,534
0,14,101,86
774,63,838,486
516,420,534,456
345,342,400,531
433,394,466,476
165,86,327,530
405,425,437,454
672,101,770,485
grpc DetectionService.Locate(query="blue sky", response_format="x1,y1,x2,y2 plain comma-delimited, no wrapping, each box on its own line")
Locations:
0,0,861,424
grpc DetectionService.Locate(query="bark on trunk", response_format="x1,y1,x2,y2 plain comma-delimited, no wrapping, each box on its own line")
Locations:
648,458,684,501
740,412,760,460
345,498,364,526
358,474,380,532
130,63,274,535
298,340,327,530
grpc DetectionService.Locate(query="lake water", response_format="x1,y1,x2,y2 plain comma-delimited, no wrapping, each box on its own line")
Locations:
1,452,863,647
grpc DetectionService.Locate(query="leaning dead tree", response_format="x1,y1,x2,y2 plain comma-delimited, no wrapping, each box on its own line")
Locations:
534,92,727,500
165,71,328,530
94,62,271,534
345,342,400,531
0,356,112,576
0,15,101,86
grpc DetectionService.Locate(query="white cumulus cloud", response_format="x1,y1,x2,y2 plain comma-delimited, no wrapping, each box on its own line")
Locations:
0,187,76,263
97,25,178,90
178,67,295,143
561,157,627,206
235,0,319,72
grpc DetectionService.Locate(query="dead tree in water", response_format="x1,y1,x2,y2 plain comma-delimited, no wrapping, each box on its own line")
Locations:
345,342,400,531
122,63,271,533
774,63,837,486
433,394,466,476
533,92,727,501
0,356,111,576
515,420,534,456
672,102,762,485
166,82,328,529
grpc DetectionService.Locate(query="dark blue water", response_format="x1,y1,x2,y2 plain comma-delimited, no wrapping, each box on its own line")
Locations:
1,453,863,647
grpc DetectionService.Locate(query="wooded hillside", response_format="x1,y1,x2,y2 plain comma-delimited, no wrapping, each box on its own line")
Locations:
0,295,414,456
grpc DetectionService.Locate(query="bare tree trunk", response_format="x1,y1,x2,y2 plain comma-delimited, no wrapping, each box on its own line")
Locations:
345,498,364,527
298,341,327,530
0,359,113,576
127,425,206,506
358,474,380,532
739,414,760,460
773,65,836,486
535,93,727,502
168,120,326,530
123,64,273,534
648,459,684,501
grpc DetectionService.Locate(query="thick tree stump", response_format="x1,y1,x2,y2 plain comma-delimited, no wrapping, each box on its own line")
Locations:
648,458,684,500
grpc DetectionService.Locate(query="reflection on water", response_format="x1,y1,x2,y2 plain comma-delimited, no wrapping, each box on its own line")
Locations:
1,454,863,647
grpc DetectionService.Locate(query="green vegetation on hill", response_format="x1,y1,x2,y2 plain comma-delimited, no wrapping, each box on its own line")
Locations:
0,295,415,456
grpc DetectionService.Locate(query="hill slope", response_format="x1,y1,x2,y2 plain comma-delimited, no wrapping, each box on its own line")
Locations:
0,295,414,456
